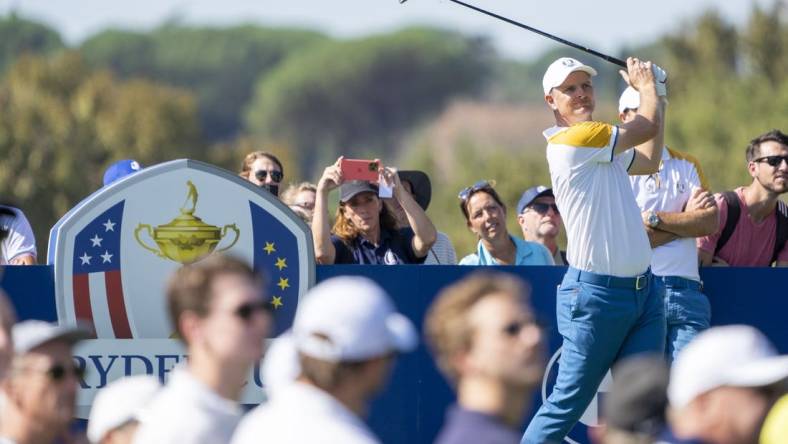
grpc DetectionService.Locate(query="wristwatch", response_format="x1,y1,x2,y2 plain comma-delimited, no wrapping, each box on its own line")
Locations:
647,211,660,228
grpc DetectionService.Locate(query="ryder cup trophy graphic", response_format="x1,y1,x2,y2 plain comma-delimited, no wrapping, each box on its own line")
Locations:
134,180,240,264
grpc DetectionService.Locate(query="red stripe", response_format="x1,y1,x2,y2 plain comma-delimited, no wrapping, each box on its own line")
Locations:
104,270,132,339
72,274,93,324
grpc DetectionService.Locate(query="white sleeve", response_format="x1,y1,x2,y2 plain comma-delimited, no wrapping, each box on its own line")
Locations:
2,210,36,262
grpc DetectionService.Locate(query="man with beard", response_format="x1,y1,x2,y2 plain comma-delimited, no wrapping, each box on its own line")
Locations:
426,272,544,444
698,129,788,266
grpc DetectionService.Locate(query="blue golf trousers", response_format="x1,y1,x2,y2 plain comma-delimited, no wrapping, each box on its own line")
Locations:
521,267,666,444
654,276,711,364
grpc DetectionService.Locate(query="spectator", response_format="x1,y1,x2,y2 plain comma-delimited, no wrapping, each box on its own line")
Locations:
231,276,417,444
620,86,718,363
239,151,284,197
280,182,317,225
0,205,36,266
103,159,143,186
87,375,161,444
516,186,566,265
0,321,90,444
697,129,788,266
523,56,667,444
668,325,788,444
384,170,458,264
312,157,437,264
591,354,670,444
133,255,272,444
457,180,553,266
425,272,544,444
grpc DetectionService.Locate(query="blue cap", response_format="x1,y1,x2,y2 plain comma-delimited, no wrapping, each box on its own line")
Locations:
516,186,553,214
103,159,142,186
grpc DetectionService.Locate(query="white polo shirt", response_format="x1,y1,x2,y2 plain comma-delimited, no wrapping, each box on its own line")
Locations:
133,367,243,444
231,382,380,444
631,147,708,281
545,122,651,277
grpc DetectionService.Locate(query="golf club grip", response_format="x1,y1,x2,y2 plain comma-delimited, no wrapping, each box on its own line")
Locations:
447,0,627,68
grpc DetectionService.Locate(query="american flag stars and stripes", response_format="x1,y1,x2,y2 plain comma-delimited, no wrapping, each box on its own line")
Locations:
71,201,132,338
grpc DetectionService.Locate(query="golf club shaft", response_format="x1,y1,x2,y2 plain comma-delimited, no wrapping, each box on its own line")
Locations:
445,0,627,68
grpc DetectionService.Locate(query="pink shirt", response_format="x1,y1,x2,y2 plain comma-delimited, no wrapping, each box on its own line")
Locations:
697,187,788,266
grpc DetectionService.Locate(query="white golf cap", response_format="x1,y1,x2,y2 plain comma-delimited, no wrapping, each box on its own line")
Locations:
12,320,91,353
542,57,598,95
669,325,788,409
618,86,640,113
293,276,417,362
87,375,161,443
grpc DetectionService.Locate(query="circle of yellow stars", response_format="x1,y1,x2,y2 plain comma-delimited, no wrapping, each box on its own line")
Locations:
263,241,289,309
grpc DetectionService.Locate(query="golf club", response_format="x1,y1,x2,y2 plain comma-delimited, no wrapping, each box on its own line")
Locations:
400,0,627,68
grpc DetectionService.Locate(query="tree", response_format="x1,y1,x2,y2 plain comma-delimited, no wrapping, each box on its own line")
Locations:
0,51,202,256
0,14,64,73
245,27,493,176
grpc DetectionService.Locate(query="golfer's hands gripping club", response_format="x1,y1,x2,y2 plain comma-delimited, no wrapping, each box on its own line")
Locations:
619,58,658,95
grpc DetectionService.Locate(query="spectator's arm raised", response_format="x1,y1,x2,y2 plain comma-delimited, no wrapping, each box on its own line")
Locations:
312,157,343,264
383,167,437,258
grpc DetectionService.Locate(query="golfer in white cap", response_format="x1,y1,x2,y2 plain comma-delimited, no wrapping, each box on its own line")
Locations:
668,325,788,443
231,276,418,444
0,320,91,444
523,55,668,444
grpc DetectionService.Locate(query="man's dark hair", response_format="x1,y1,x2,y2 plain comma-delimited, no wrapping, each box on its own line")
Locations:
745,129,788,162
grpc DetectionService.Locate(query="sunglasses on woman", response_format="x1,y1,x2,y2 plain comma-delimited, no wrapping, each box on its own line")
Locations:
254,170,284,183
458,180,497,201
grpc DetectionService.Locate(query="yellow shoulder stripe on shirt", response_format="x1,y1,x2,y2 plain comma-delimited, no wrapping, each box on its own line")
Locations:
547,121,613,148
666,147,711,190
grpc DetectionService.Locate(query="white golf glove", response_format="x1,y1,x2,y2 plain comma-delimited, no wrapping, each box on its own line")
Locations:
652,64,667,97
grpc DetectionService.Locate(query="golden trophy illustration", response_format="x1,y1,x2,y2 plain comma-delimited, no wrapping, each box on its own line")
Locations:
134,181,240,264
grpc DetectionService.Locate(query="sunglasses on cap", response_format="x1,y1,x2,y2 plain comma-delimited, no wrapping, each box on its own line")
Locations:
753,155,788,168
234,300,271,322
254,169,283,183
458,180,497,202
527,202,560,215
21,362,86,382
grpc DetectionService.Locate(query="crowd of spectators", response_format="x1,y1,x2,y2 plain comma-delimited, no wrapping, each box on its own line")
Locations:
0,51,787,444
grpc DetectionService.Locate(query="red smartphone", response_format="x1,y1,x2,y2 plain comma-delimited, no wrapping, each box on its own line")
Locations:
341,158,381,182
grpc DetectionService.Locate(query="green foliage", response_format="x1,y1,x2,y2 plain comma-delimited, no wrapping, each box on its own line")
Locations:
0,14,64,72
81,25,327,141
0,52,202,255
244,27,493,176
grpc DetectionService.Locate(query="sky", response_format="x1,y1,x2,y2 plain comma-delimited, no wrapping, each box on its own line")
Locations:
0,0,775,60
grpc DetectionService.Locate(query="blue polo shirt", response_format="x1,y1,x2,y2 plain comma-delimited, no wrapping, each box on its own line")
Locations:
434,405,521,444
330,227,426,265
459,235,554,266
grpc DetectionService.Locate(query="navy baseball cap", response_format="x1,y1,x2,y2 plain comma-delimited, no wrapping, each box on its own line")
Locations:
103,159,143,186
516,186,553,215
340,181,378,203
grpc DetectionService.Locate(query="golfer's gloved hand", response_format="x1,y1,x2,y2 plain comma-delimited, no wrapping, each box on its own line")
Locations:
652,64,667,97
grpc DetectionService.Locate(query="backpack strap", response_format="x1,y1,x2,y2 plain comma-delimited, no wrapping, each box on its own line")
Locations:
715,191,741,256
771,200,788,264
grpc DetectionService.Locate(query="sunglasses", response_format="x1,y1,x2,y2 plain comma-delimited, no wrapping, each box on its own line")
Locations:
234,300,271,321
501,318,545,337
254,169,283,183
458,180,496,201
753,155,788,168
527,202,560,215
21,363,86,382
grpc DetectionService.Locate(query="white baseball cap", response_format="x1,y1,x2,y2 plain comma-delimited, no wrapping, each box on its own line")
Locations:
87,375,161,443
293,276,417,362
12,320,91,353
618,86,640,113
542,57,598,95
262,331,300,396
669,325,788,409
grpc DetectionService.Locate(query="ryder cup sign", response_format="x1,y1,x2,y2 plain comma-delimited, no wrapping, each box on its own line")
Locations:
48,159,314,416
